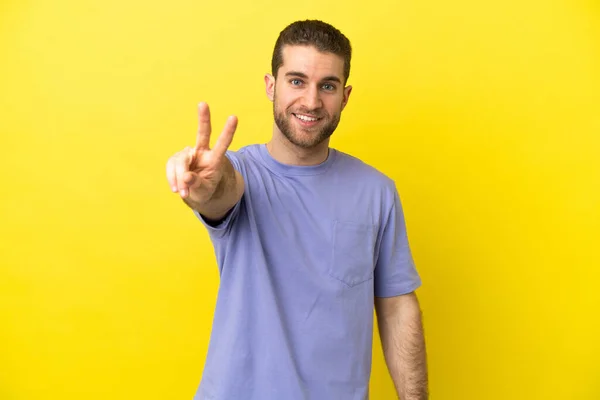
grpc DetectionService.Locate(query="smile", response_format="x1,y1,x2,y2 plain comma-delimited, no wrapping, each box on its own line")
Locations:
293,113,321,122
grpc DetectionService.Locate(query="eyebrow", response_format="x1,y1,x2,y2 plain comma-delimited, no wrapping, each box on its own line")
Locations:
284,71,342,84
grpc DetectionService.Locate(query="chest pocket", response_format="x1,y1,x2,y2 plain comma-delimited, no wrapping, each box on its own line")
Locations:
329,220,377,287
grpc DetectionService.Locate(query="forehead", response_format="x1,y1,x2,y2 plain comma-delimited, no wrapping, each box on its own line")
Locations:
279,45,345,80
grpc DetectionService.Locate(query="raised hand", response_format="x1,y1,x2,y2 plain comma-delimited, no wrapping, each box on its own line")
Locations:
166,102,238,206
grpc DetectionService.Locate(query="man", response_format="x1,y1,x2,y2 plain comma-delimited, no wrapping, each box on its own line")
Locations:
166,19,428,400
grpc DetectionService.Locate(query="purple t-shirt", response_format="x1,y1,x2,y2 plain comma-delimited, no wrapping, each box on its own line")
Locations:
193,144,421,400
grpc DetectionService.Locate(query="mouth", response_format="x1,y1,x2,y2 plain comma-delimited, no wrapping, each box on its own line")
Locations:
292,113,322,127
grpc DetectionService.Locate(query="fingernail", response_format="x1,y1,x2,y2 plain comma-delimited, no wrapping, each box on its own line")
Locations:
172,186,177,192
180,189,186,197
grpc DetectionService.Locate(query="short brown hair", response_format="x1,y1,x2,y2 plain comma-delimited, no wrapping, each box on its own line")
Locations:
271,20,352,84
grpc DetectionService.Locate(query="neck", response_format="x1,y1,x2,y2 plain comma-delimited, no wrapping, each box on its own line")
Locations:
266,126,330,166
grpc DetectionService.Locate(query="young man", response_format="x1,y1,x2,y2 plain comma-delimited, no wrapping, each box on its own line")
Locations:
166,20,428,400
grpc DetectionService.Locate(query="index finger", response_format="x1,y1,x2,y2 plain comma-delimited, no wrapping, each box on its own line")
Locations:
195,102,211,151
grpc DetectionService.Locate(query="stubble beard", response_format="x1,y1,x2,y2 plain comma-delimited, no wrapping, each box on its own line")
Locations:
273,96,341,150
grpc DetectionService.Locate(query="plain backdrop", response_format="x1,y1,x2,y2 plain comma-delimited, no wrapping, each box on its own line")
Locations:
1,0,599,399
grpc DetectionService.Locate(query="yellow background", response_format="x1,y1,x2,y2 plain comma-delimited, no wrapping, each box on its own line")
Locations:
1,0,599,399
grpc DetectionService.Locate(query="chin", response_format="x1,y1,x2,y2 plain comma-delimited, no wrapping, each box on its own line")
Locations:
289,133,330,149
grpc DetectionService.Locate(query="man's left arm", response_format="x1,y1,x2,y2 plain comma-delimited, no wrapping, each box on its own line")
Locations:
375,291,428,400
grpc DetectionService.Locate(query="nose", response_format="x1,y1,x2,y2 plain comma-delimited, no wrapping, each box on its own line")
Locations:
301,85,322,111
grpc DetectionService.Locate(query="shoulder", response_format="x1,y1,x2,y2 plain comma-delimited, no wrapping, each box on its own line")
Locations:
329,149,405,228
225,143,258,159
224,144,261,169
332,148,398,193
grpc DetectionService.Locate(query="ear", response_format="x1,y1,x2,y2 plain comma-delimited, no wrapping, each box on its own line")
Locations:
264,73,275,102
341,85,352,111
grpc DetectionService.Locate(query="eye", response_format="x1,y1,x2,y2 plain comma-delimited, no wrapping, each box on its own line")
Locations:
290,79,303,86
322,83,336,91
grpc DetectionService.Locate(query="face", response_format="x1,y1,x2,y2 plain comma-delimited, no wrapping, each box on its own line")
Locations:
265,45,352,149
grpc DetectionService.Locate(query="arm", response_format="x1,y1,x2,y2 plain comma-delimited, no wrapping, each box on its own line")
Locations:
375,292,428,400
166,102,244,221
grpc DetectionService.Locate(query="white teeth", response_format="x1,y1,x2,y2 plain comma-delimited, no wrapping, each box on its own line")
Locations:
295,114,318,122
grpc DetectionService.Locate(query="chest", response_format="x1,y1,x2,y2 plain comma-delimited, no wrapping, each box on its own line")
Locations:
243,172,383,288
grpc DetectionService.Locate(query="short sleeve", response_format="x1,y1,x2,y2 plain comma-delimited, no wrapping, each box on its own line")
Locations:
193,150,244,240
374,188,422,297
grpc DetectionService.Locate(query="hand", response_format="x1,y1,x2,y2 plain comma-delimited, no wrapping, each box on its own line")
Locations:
166,102,238,204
